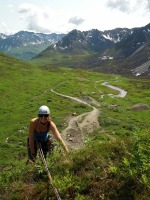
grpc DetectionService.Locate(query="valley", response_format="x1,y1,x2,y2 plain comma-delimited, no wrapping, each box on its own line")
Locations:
1,23,150,78
0,50,149,199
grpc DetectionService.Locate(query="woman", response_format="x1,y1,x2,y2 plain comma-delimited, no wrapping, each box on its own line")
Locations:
27,105,69,163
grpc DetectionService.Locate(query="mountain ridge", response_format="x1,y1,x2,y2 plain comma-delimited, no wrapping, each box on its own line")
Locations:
33,23,150,78
0,31,65,60
0,23,150,77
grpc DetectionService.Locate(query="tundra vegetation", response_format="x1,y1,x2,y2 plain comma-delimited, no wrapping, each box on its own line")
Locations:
0,52,149,200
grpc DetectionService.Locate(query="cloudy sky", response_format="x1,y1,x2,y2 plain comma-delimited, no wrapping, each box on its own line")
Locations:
0,0,150,35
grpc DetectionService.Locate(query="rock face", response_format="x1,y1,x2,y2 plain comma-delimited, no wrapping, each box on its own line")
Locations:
130,104,150,111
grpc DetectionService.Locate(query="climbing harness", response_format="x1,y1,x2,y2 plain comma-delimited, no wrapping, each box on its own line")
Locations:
37,141,61,200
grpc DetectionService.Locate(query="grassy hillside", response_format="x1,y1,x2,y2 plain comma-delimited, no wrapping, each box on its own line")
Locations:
6,43,52,60
30,51,94,68
30,44,150,78
0,52,149,199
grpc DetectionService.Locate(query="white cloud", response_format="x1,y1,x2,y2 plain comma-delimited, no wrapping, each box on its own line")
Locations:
0,0,147,34
8,4,15,14
69,17,85,26
106,0,150,13
146,0,150,12
17,3,86,33
18,3,38,14
0,22,7,28
27,13,51,33
106,0,130,12
18,3,54,33
0,22,17,35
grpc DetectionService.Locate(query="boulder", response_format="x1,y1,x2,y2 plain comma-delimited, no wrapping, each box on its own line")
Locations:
130,103,150,111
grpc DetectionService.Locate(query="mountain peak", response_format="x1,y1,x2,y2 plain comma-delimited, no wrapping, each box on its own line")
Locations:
0,31,65,60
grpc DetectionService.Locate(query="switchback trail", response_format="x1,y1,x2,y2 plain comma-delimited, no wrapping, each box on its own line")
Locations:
51,89,100,149
101,82,127,98
51,82,127,150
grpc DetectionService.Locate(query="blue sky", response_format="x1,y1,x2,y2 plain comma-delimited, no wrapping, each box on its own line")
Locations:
0,0,150,35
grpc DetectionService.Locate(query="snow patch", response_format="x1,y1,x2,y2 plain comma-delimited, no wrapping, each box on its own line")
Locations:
103,34,120,43
99,56,113,60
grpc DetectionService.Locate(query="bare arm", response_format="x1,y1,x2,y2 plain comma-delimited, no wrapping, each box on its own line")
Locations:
50,121,69,152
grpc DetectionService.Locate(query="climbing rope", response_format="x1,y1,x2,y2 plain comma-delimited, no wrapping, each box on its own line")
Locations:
37,141,61,200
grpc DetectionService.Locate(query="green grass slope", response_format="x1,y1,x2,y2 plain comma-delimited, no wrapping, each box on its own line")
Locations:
30,43,150,78
7,43,52,60
0,52,150,200
30,50,94,68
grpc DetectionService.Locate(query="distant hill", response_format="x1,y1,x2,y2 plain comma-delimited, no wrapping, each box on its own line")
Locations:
36,23,150,57
33,23,150,78
0,31,65,60
0,23,150,77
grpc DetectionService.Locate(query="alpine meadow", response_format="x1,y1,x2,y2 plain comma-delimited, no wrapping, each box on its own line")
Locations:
0,51,150,200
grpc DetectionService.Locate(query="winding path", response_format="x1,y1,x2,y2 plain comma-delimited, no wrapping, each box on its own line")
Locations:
101,82,127,98
51,89,100,149
51,81,127,150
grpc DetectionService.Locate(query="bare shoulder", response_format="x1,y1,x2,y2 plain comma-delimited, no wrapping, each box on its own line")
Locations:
50,121,57,129
30,118,38,125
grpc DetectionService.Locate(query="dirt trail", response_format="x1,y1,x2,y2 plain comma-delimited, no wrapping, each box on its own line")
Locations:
101,82,127,98
51,82,127,150
51,89,100,149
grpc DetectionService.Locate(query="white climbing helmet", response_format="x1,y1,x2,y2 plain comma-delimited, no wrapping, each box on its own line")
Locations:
38,105,50,115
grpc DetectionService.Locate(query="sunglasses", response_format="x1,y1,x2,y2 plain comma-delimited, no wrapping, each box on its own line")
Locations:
38,114,49,118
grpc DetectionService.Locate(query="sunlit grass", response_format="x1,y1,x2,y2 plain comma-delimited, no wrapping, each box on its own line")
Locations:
0,52,150,199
